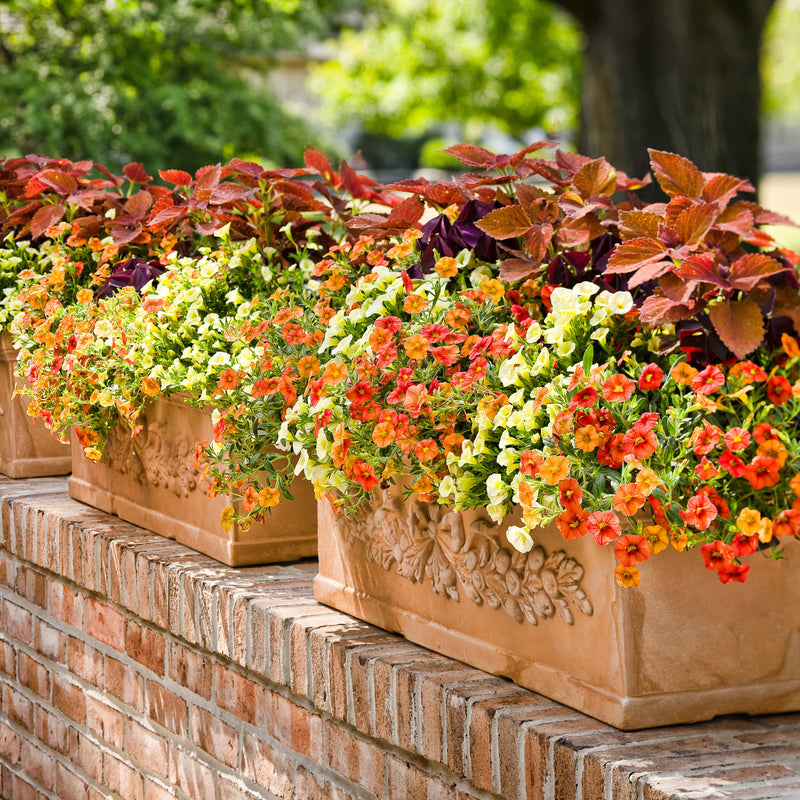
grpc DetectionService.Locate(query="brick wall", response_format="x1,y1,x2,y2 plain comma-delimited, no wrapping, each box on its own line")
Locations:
1,477,800,800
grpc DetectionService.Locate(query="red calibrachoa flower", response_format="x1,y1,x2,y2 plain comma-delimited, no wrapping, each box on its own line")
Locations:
597,433,626,468
701,540,735,570
558,477,583,510
744,455,781,490
414,438,439,462
753,422,778,443
614,534,650,566
638,363,664,390
697,485,730,519
571,387,598,407
723,427,751,451
601,373,635,402
695,456,718,480
717,563,750,583
767,375,793,405
680,494,718,530
731,532,759,556
622,423,658,459
351,460,379,492
520,450,544,477
556,507,588,539
586,511,622,545
718,449,747,477
691,365,725,395
691,423,720,456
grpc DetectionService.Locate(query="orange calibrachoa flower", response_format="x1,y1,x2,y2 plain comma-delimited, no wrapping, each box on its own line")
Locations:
141,376,160,397
556,508,588,539
403,293,429,313
614,564,641,587
614,534,650,566
414,439,439,462
782,332,800,358
258,487,281,508
767,375,793,405
680,494,718,530
322,362,348,385
404,334,430,361
435,257,459,278
557,477,582,510
601,373,635,402
671,362,698,385
574,425,601,452
539,455,570,485
612,483,646,516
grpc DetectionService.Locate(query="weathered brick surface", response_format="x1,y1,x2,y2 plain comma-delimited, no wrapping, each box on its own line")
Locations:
1,478,800,800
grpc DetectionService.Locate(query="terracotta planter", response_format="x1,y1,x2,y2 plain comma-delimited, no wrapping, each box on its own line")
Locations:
68,395,317,566
0,333,71,478
315,486,800,729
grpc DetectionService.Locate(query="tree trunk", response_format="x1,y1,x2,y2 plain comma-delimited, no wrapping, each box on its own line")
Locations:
554,0,776,190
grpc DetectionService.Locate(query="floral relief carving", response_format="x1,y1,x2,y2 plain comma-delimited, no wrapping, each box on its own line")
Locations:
104,420,199,498
336,488,593,625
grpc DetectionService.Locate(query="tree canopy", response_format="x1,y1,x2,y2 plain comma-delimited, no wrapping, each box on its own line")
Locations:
0,0,348,172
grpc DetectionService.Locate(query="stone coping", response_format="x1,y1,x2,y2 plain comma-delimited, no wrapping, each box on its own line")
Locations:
1,476,800,800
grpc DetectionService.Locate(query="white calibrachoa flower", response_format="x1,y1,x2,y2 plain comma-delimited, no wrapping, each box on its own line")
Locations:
437,475,455,500
506,525,534,553
525,320,542,343
486,473,510,506
556,340,576,357
207,351,230,369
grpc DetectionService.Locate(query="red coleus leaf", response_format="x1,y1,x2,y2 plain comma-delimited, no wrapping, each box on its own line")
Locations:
124,190,154,220
702,173,751,206
659,271,696,303
387,194,425,226
573,157,617,198
383,178,467,207
209,183,256,204
475,204,532,239
674,254,729,288
524,223,555,264
440,143,498,169
714,203,756,237
675,203,718,247
498,258,538,282
728,253,785,291
648,149,704,198
638,295,693,325
30,203,65,239
740,201,799,228
555,150,593,175
708,298,764,359
110,223,143,244
605,237,668,274
192,164,222,206
25,170,77,197
618,210,662,240
122,163,152,184
158,169,192,187
626,259,674,288
304,148,337,182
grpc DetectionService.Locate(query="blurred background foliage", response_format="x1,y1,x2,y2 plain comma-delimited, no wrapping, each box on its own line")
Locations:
0,0,799,178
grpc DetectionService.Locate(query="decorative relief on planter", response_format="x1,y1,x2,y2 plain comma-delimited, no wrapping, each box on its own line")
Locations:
104,421,199,498
336,488,593,625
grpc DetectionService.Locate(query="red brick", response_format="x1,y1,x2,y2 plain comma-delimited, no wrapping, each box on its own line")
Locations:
241,733,295,798
168,640,212,700
146,680,188,738
104,655,144,710
218,772,263,800
386,755,456,800
52,674,86,725
68,730,104,784
47,582,83,628
295,766,357,800
126,719,169,779
86,694,125,749
214,663,265,726
17,652,50,700
67,637,104,686
265,689,323,761
0,641,15,676
35,706,68,755
0,721,21,765
14,565,47,607
2,599,33,644
104,752,144,800
85,598,125,652
143,778,175,800
3,684,34,731
291,613,356,700
125,621,165,676
169,746,217,799
270,602,330,688
55,762,90,800
192,705,238,768
3,770,36,800
33,619,65,663
324,721,385,797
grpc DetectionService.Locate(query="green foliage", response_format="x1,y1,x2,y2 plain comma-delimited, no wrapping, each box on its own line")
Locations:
0,0,342,172
762,0,800,120
309,0,582,147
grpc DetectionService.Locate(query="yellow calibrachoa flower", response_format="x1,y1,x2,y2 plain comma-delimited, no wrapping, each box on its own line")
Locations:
736,507,762,537
220,506,237,532
643,524,669,554
435,257,459,279
258,487,281,508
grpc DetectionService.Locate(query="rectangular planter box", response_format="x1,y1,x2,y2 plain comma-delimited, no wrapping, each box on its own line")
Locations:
68,395,317,566
315,487,800,730
0,333,71,478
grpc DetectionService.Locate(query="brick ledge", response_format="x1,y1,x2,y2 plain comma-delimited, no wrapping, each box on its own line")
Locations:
1,477,800,800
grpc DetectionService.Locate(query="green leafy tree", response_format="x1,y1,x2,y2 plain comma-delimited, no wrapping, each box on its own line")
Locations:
309,0,582,161
0,0,344,171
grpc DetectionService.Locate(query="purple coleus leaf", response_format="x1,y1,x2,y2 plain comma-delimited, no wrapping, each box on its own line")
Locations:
414,199,501,276
96,257,165,299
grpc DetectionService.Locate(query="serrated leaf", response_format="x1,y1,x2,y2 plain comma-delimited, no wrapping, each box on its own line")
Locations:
708,299,764,359
728,253,785,292
474,205,532,239
124,190,154,220
122,163,152,184
626,260,674,288
440,143,498,168
36,169,78,195
605,237,668,274
209,183,256,204
648,149,704,198
675,203,718,247
659,272,695,303
674,254,729,288
639,295,693,325
573,157,617,198
714,203,755,237
158,169,192,187
524,223,554,263
387,194,424,226
30,203,65,238
555,150,593,174
701,173,748,206
498,258,538,282
304,148,336,181
193,164,222,205
110,223,143,244
618,210,662,240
